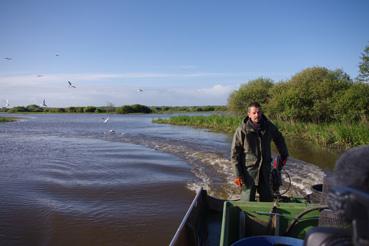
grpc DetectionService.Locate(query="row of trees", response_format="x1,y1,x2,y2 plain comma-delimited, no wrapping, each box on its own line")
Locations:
228,43,369,123
1,104,226,114
227,67,369,123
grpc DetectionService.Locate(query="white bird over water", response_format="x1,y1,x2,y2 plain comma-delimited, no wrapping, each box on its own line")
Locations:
4,57,12,61
42,99,47,107
68,81,76,88
137,88,143,92
103,116,110,123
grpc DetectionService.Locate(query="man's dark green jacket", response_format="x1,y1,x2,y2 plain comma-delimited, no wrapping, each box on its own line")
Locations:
231,115,288,187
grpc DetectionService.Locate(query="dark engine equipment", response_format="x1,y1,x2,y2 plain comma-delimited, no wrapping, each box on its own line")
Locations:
304,186,369,246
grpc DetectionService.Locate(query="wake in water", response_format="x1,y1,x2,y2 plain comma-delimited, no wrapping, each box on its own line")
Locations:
102,133,325,200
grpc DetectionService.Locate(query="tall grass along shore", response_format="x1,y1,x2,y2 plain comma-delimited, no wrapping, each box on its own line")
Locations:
0,117,17,123
153,115,369,149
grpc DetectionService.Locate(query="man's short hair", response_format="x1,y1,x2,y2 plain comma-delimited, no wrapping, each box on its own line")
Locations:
248,102,261,111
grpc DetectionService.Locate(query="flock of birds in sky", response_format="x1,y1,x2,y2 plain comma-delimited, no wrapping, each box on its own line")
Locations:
2,55,144,109
2,55,145,134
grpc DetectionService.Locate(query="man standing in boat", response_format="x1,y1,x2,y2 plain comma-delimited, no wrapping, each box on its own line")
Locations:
231,101,288,201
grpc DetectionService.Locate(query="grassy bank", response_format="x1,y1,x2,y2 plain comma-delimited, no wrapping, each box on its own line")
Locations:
0,117,17,122
154,114,241,133
153,115,369,149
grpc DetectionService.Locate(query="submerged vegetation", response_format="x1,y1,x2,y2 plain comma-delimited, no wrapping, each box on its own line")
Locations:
0,117,17,122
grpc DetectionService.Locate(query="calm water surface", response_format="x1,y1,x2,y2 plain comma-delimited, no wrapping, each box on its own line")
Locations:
0,113,341,245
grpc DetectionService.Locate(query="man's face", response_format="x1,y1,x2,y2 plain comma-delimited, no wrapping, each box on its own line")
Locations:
248,106,262,123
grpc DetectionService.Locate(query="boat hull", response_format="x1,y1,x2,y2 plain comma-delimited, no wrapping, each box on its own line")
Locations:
170,188,322,246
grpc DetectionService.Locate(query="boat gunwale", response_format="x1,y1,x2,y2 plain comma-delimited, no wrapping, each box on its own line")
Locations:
169,188,205,246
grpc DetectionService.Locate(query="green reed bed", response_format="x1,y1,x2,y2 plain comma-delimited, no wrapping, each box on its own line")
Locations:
153,115,369,148
153,115,242,134
0,117,17,122
274,121,369,148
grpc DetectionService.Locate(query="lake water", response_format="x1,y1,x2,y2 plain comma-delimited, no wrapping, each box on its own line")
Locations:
0,113,340,245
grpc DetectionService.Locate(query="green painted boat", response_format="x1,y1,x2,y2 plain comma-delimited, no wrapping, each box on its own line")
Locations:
170,146,369,245
170,188,326,246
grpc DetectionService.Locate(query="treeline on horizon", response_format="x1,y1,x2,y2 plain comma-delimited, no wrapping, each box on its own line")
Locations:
228,66,369,124
0,104,227,114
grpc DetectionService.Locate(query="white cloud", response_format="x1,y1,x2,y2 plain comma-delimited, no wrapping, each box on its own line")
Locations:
0,72,241,106
0,71,237,86
0,83,236,107
196,84,235,96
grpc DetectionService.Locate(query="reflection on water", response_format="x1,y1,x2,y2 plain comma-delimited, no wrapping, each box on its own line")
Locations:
285,137,343,171
0,113,340,245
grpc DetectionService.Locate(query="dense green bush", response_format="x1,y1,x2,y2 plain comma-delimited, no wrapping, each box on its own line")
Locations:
227,78,273,115
116,104,152,114
66,107,84,113
131,104,152,113
265,82,289,120
269,67,352,123
227,67,368,124
94,108,106,113
334,82,369,122
84,106,97,113
26,104,44,112
116,105,132,114
7,106,29,113
45,107,66,113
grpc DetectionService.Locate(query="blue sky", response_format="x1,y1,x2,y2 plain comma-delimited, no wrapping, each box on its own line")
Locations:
1,0,368,107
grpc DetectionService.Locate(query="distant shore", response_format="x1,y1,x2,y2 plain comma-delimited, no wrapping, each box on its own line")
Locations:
0,105,226,114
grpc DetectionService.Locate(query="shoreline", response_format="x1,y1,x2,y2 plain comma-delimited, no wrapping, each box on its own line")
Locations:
152,114,369,150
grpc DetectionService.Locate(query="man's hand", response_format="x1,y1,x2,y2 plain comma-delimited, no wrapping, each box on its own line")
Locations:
234,177,243,187
281,157,287,166
273,155,287,170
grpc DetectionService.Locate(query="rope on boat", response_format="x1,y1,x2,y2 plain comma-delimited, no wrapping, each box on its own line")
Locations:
284,205,329,236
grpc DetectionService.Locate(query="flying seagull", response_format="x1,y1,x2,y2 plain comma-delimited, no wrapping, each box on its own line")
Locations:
4,57,12,61
5,99,9,107
137,89,143,92
42,99,47,107
103,116,110,124
68,81,76,88
37,74,43,77
55,54,60,56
